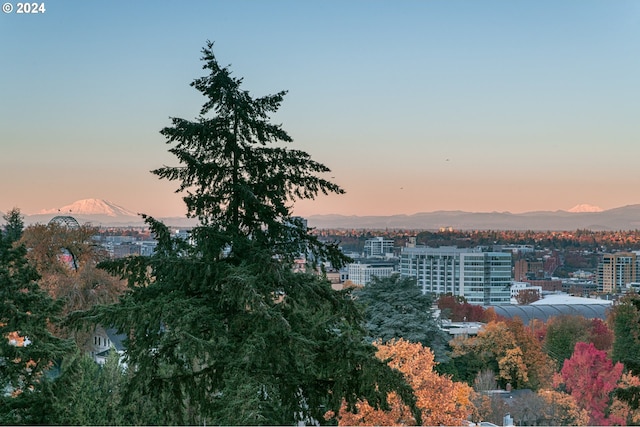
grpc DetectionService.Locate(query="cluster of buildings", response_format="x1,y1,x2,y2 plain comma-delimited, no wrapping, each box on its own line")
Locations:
90,224,640,310
339,237,640,307
342,237,513,305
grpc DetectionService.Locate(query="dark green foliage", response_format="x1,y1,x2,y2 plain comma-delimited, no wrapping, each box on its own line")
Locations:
153,40,348,269
2,208,24,242
440,350,487,385
71,43,420,425
611,293,640,370
46,349,173,425
83,219,418,425
0,210,73,424
611,294,640,409
46,351,122,425
354,275,450,362
543,315,591,366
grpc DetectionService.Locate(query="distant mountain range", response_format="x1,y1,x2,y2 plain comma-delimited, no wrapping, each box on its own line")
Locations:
4,199,640,230
306,205,640,231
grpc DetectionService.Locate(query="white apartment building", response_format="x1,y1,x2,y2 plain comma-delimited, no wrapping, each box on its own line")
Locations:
399,246,512,305
347,262,396,286
363,237,395,258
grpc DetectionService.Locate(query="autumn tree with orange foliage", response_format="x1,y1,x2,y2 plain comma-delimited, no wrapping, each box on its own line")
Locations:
610,372,640,425
333,339,474,426
536,389,590,426
504,318,554,389
20,223,126,316
449,319,554,390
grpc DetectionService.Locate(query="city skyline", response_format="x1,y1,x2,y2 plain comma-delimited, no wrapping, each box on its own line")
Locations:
2,1,639,218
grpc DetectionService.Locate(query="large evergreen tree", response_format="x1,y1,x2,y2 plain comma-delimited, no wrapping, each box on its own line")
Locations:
353,275,450,362
2,208,24,242
0,209,72,424
75,42,419,425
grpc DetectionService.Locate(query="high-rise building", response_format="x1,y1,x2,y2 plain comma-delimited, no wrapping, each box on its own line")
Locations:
399,246,512,305
599,252,637,293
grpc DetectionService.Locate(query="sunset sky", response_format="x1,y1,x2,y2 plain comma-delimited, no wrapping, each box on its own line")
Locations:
1,1,639,218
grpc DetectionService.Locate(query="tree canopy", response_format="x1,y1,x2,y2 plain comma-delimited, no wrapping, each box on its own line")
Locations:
610,293,640,410
558,341,623,425
354,275,450,362
0,209,72,424
332,339,474,426
74,42,419,425
153,41,347,268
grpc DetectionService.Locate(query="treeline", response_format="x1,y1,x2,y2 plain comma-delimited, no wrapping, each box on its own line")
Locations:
315,228,640,253
351,276,640,426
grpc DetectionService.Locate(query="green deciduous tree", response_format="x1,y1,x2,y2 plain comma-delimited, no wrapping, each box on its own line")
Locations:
74,42,419,425
610,293,640,410
0,209,73,424
354,275,450,362
543,315,591,367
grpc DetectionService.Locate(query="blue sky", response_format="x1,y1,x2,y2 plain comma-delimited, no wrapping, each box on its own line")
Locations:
1,1,639,217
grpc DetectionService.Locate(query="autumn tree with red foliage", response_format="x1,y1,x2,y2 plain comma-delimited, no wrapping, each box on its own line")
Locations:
559,341,624,425
437,295,495,322
589,317,614,352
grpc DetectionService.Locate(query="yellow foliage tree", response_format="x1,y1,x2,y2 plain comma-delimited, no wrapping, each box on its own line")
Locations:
334,339,474,426
537,389,590,426
609,372,640,425
450,319,553,390
498,347,528,386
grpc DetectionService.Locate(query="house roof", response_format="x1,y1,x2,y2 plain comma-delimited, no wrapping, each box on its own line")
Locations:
105,328,127,351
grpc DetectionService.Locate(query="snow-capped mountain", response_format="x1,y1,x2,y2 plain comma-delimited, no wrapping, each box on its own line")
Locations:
567,204,604,213
39,199,138,217
23,199,195,227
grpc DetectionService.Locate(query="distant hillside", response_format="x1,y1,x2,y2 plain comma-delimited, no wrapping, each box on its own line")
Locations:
306,205,640,230
10,199,640,230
